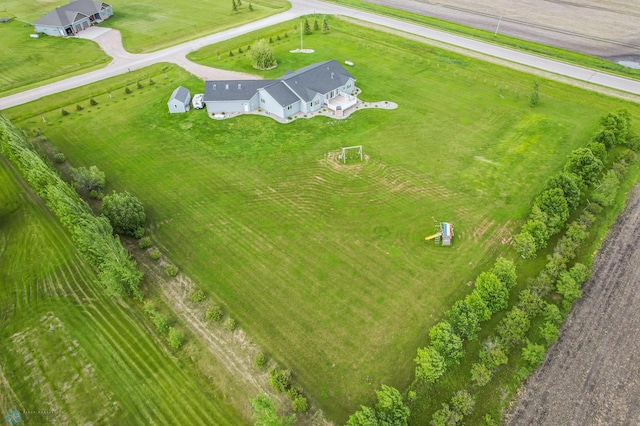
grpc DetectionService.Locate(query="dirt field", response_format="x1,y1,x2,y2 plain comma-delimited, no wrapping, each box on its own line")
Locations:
364,0,640,63
506,183,640,425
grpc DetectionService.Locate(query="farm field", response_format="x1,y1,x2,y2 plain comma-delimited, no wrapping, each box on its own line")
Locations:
507,178,640,425
6,18,640,422
0,157,242,423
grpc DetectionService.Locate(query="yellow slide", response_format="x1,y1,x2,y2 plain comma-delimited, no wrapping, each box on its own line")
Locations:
425,232,442,241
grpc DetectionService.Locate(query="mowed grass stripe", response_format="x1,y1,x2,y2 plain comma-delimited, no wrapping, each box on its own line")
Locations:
0,159,241,423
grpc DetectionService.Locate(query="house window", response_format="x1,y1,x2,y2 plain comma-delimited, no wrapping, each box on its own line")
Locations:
287,105,292,110
261,98,265,103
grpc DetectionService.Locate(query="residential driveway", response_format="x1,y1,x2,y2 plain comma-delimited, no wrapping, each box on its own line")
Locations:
75,26,112,41
1,0,640,111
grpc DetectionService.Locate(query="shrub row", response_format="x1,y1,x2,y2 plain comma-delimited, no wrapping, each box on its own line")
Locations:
144,302,184,349
427,150,636,425
514,109,633,259
0,115,143,299
268,367,309,413
414,258,517,384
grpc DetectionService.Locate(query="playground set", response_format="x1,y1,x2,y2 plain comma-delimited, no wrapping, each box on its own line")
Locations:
425,222,454,246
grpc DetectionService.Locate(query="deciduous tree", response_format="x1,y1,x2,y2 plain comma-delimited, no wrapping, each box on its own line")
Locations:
415,346,446,383
474,272,509,314
565,147,604,188
249,39,276,70
71,165,105,193
446,299,480,340
429,321,463,365
101,190,146,237
533,188,569,235
375,385,410,425
545,172,581,211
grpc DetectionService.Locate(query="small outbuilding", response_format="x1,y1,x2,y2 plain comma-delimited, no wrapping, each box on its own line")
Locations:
168,86,191,114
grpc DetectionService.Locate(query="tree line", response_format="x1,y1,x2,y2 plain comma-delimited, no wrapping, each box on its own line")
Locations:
0,114,143,299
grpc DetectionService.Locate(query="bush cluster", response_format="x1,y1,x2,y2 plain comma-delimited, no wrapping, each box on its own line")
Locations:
415,258,516,384
164,263,178,277
205,304,224,322
190,289,206,302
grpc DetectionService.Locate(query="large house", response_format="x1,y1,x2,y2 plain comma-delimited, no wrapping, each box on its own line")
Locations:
203,60,357,119
34,0,113,37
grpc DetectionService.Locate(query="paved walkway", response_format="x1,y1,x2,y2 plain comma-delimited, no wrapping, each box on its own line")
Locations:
1,0,640,111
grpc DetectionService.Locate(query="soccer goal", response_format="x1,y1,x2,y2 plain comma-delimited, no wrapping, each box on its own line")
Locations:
337,145,363,164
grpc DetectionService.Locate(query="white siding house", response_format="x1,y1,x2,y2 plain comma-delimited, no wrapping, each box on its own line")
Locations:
203,60,357,119
33,0,112,37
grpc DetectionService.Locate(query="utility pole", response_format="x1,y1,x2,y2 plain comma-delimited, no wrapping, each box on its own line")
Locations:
494,15,502,36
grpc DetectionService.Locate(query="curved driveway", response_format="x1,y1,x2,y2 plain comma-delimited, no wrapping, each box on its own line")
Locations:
1,0,640,111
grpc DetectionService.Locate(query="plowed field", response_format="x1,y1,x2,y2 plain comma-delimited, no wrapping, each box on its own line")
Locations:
507,183,640,425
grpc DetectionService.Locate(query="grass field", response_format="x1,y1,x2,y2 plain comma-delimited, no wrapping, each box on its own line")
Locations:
101,0,290,53
6,18,640,422
0,157,242,424
0,20,109,98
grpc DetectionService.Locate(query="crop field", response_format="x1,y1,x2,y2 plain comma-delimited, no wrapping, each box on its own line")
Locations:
0,157,241,423
6,18,640,422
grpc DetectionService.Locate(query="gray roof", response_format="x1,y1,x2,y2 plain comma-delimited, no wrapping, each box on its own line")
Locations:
203,60,355,107
204,80,272,102
169,86,190,104
262,81,301,107
34,0,109,27
279,60,354,102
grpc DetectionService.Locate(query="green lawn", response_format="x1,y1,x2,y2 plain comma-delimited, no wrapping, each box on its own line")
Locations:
6,18,640,422
0,20,109,97
0,157,242,424
101,0,290,53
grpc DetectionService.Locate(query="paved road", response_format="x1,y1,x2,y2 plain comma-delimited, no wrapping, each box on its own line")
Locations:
1,0,640,111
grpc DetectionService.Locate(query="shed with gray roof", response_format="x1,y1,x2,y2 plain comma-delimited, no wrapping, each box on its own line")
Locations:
34,0,112,37
202,60,356,119
168,86,191,114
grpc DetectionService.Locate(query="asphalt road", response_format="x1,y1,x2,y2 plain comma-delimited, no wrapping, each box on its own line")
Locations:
1,0,640,111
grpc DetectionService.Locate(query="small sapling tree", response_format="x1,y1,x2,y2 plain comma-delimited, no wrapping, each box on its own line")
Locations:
71,165,106,194
251,394,295,426
529,80,540,107
168,326,184,349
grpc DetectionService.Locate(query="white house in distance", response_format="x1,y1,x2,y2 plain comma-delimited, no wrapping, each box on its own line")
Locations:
203,60,357,119
168,86,191,114
33,0,113,37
